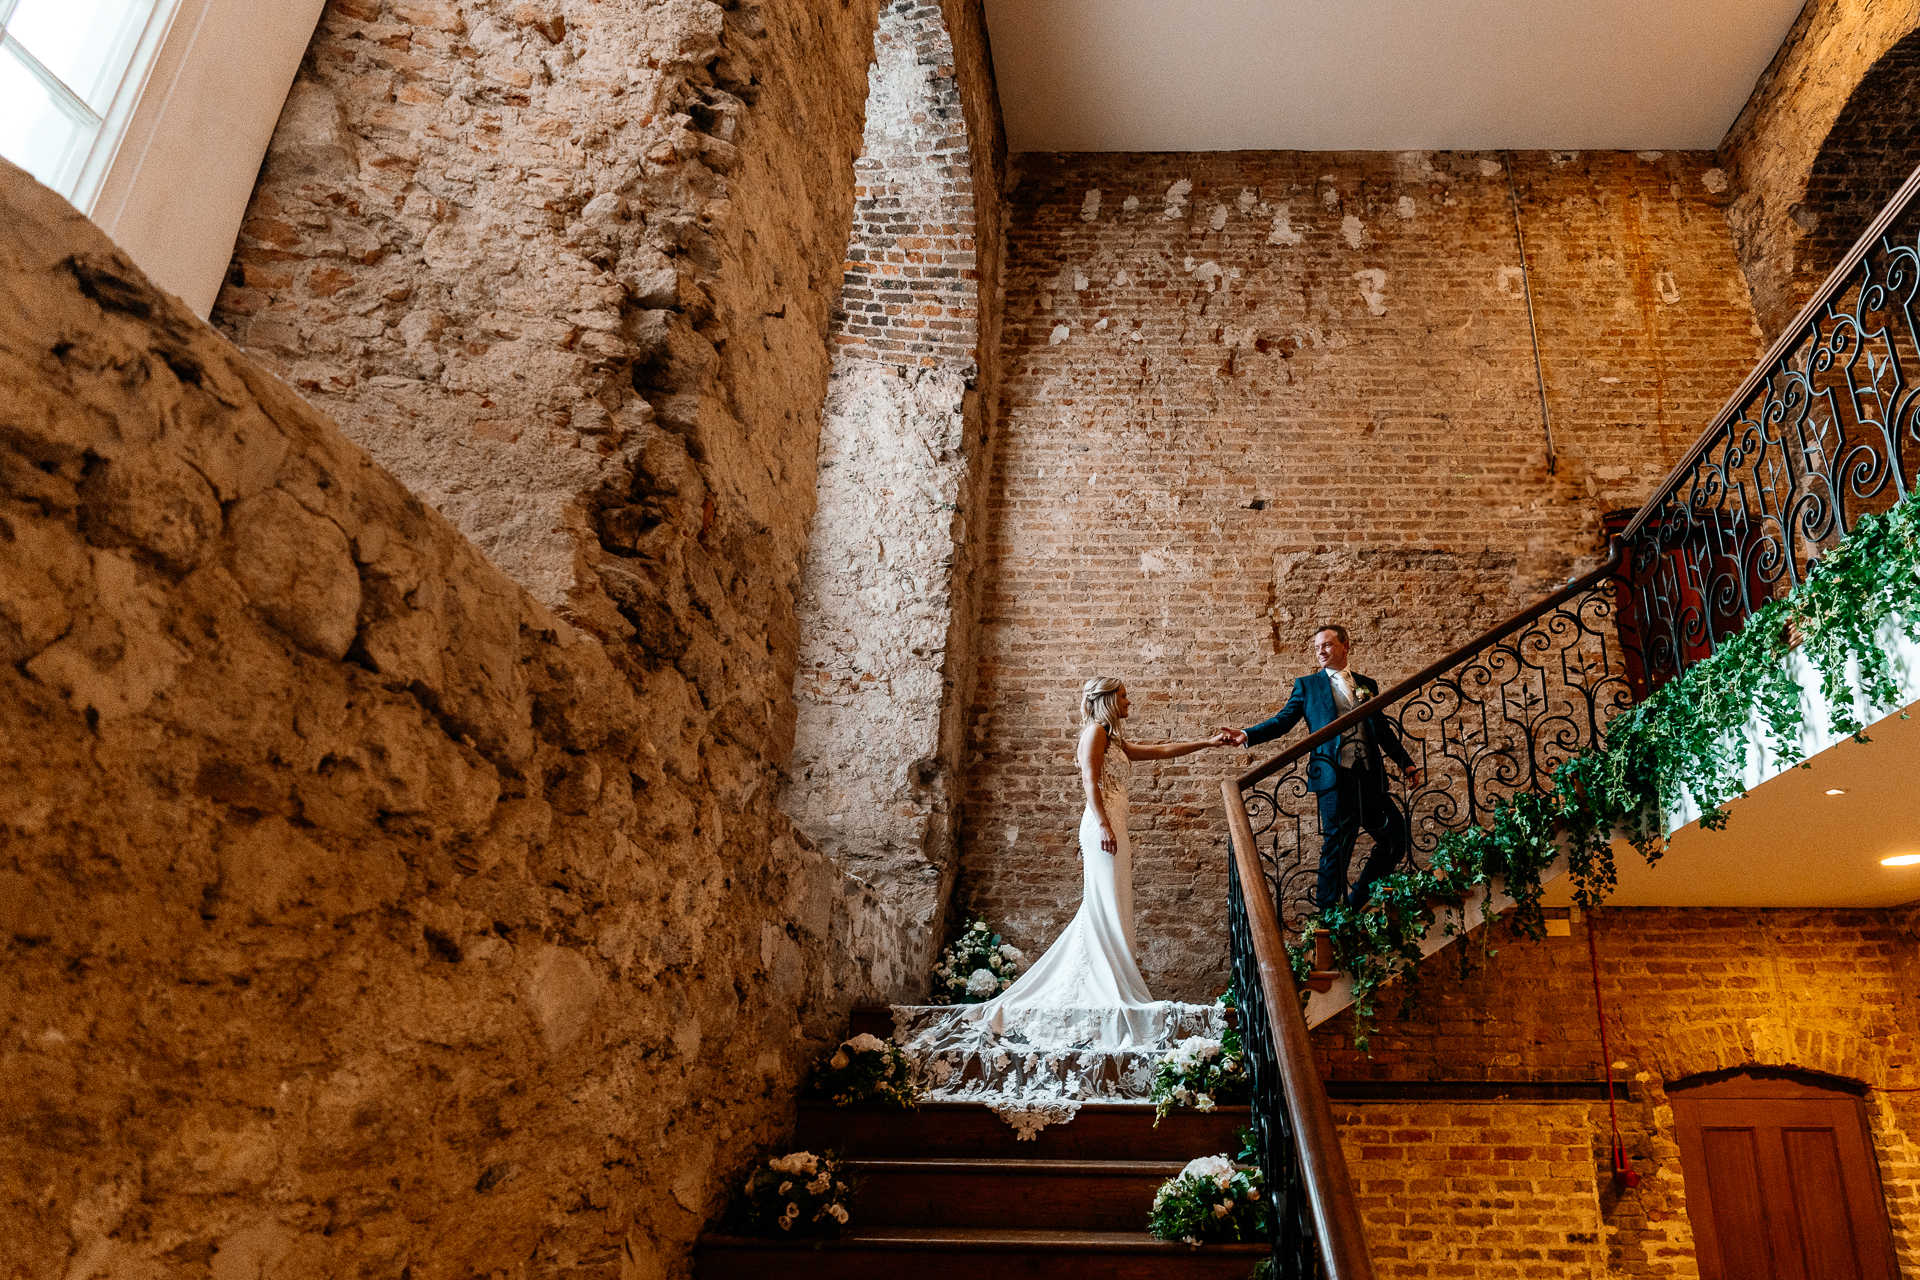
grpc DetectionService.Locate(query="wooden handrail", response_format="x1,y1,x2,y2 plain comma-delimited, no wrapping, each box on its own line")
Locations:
1224,780,1373,1279
1616,160,1920,545
1235,542,1626,791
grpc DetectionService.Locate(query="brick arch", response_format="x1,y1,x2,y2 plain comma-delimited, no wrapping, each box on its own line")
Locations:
1641,1018,1891,1089
1794,28,1920,296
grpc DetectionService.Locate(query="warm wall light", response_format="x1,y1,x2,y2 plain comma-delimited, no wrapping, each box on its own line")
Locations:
1882,854,1920,866
1826,788,1847,795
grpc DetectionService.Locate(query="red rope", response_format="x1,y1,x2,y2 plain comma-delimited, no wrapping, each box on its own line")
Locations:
1586,910,1638,1187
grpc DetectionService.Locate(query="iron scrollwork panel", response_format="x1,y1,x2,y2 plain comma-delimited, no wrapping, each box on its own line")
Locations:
1227,845,1320,1279
1627,207,1920,688
1240,580,1637,932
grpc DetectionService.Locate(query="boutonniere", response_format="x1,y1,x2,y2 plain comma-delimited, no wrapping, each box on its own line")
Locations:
1349,680,1372,704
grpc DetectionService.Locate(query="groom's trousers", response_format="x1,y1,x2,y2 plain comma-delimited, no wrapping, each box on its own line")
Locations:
1314,762,1411,910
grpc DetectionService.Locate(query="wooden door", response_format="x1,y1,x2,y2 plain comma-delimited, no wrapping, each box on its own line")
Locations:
1669,1071,1897,1280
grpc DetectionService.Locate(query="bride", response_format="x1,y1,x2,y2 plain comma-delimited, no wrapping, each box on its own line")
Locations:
951,676,1236,1049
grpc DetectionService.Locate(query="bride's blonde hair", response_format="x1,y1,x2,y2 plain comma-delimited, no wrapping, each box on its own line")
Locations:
1081,676,1125,737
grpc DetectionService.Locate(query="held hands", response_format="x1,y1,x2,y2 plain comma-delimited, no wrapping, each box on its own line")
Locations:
1216,727,1248,747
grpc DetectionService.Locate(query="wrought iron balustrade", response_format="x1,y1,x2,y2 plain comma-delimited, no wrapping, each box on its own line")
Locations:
1240,559,1637,933
1621,164,1920,688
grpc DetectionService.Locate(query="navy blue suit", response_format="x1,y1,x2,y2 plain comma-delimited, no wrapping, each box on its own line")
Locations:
1244,670,1414,910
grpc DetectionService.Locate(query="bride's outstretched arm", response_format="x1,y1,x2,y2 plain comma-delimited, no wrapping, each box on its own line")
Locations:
1118,729,1237,761
1078,724,1118,853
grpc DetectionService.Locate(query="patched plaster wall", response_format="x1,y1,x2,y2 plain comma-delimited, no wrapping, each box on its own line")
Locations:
965,150,1762,1000
1718,0,1920,338
782,0,1005,946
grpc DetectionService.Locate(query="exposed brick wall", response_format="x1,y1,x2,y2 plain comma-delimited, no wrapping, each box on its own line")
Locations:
1718,0,1920,338
830,0,981,372
1335,1101,1608,1276
781,0,1004,954
1794,30,1920,293
1311,907,1920,1278
961,150,1760,1000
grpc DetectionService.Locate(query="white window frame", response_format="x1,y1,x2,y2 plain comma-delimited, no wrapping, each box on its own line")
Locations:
0,0,184,209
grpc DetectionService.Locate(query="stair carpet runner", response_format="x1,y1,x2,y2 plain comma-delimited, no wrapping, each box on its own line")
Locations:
696,1002,1264,1278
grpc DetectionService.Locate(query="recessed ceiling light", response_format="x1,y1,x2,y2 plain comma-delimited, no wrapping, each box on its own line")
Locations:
1826,788,1847,795
1882,854,1920,867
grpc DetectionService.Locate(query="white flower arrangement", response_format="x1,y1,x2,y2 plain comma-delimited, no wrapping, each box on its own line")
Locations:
737,1150,852,1238
930,915,1025,1004
810,1033,919,1109
1147,1152,1269,1246
1150,1023,1250,1123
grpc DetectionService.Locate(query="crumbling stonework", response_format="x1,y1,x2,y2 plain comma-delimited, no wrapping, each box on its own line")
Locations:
0,161,918,1277
209,0,882,653
1313,906,1920,1279
1718,0,1920,339
963,150,1761,999
782,0,1004,946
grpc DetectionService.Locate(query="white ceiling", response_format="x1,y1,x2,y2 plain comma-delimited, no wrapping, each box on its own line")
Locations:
1542,696,1920,910
984,0,1809,154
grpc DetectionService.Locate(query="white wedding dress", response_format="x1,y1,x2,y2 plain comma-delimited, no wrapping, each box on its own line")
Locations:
893,728,1222,1129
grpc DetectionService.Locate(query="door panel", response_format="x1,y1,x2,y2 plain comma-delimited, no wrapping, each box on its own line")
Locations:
1782,1126,1863,1280
1699,1126,1779,1280
1669,1076,1895,1280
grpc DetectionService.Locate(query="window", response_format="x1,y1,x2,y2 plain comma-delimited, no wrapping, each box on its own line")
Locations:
0,0,175,206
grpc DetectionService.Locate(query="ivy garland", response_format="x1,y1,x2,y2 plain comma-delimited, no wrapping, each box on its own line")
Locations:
1291,492,1920,1049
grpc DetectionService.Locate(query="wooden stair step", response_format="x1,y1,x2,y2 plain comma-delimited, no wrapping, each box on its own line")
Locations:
695,1227,1267,1279
846,1158,1183,1231
796,1101,1250,1161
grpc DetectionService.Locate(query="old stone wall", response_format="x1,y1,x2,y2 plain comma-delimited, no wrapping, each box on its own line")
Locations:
209,0,881,659
0,155,916,1280
782,0,1005,947
1718,0,1920,338
1313,906,1920,1278
963,149,1761,999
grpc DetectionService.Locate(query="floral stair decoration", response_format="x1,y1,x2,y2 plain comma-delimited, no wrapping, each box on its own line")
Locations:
731,1150,853,1238
930,914,1026,1003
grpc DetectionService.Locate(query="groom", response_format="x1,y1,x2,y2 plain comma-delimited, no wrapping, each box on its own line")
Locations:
1224,624,1424,911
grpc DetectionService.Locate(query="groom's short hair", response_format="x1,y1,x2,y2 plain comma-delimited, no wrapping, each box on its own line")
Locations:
1311,623,1350,645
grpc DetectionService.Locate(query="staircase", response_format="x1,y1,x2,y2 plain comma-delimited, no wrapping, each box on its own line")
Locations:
695,1018,1268,1277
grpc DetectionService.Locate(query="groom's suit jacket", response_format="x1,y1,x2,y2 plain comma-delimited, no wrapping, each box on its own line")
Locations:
1243,670,1413,793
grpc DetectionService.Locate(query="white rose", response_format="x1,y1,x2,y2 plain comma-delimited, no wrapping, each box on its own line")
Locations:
966,969,999,997
786,1203,800,1218
769,1152,818,1175
1180,1155,1236,1182
829,1051,849,1070
972,921,989,932
1196,1095,1217,1112
845,1033,888,1054
998,943,1024,962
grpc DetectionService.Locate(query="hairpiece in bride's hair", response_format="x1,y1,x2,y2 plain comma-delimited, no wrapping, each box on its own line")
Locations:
1081,676,1124,736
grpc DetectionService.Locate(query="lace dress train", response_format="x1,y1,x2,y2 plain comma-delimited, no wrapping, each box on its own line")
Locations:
894,734,1221,1109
